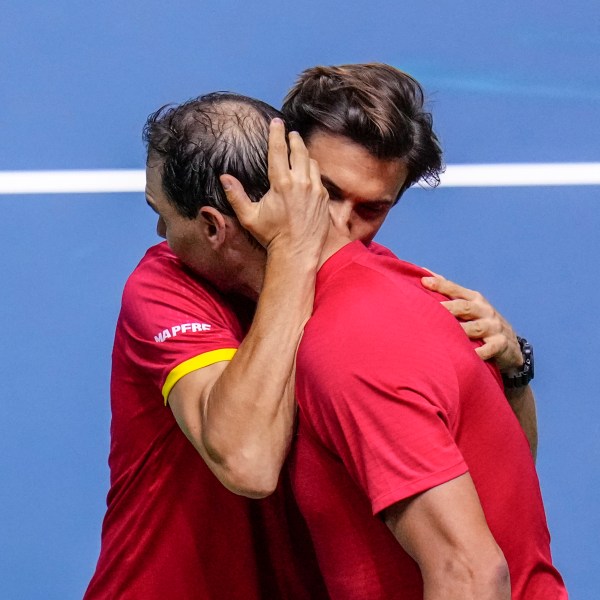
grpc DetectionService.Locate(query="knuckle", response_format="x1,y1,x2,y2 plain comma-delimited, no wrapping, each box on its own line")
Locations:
488,334,502,350
295,176,311,189
274,176,292,192
471,291,485,306
472,320,485,337
460,300,473,316
488,315,501,333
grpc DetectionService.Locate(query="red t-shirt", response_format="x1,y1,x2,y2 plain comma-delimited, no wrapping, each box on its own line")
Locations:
85,242,326,600
291,240,567,600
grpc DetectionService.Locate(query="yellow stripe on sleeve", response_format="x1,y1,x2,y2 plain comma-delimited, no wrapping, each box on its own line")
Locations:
162,348,238,405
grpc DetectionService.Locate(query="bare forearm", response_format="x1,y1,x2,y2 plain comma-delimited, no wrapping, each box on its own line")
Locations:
202,251,317,495
505,385,538,462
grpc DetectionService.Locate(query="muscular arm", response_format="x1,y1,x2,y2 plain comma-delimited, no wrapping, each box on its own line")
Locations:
422,275,538,459
169,252,311,498
384,473,511,600
169,121,330,498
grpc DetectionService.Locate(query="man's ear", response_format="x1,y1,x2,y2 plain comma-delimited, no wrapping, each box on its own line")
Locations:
198,206,227,248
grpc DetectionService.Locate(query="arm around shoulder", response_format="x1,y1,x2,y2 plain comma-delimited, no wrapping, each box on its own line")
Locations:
167,122,330,498
421,275,539,458
167,352,295,499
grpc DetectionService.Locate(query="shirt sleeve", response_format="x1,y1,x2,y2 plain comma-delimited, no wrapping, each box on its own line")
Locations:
296,273,469,515
116,253,244,403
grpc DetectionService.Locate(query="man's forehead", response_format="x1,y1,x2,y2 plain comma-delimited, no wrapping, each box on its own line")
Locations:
145,159,166,197
307,135,407,203
146,151,165,170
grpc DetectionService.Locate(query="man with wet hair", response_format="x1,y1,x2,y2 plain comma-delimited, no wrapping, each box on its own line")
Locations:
84,93,331,599
147,93,274,220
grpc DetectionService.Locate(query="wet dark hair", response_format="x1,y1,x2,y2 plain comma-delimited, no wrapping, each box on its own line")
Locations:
282,63,444,199
143,92,284,219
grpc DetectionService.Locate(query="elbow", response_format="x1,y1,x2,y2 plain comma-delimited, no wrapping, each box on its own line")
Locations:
475,549,511,597
469,547,511,597
489,553,511,596
220,460,281,499
432,546,510,598
202,436,281,499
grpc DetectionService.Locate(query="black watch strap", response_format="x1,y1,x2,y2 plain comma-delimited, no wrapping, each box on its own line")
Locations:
502,336,534,389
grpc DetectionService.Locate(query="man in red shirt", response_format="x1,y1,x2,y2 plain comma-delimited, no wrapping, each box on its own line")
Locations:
84,95,332,599
85,65,548,598
280,64,538,458
223,68,566,597
290,240,566,599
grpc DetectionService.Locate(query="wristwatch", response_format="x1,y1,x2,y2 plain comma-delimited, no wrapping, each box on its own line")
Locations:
502,336,534,389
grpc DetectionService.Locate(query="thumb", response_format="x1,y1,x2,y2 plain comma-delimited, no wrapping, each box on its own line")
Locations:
220,174,254,225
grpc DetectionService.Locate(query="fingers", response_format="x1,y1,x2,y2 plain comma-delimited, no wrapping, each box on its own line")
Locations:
474,334,509,362
456,314,522,370
428,276,494,322
473,333,523,372
268,119,313,184
288,131,311,178
422,276,479,302
219,174,253,225
458,317,499,340
267,118,291,183
440,298,493,321
229,120,329,253
426,274,527,370
426,276,515,359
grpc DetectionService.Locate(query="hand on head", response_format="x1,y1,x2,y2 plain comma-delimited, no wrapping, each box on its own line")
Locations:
220,119,331,264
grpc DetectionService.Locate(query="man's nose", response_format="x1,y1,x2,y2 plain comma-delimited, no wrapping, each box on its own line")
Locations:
329,200,353,235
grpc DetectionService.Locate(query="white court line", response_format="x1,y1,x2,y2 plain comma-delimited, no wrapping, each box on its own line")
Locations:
440,163,600,187
0,163,599,194
0,170,146,194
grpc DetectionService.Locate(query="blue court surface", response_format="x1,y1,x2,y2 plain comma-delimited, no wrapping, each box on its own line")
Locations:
2,1,598,597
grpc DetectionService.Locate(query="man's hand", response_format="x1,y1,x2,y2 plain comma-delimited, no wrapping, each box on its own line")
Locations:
220,118,330,261
422,275,539,459
421,275,522,372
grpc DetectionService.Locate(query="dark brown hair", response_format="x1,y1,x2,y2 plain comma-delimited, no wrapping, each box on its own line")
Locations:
144,92,283,219
282,63,444,198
